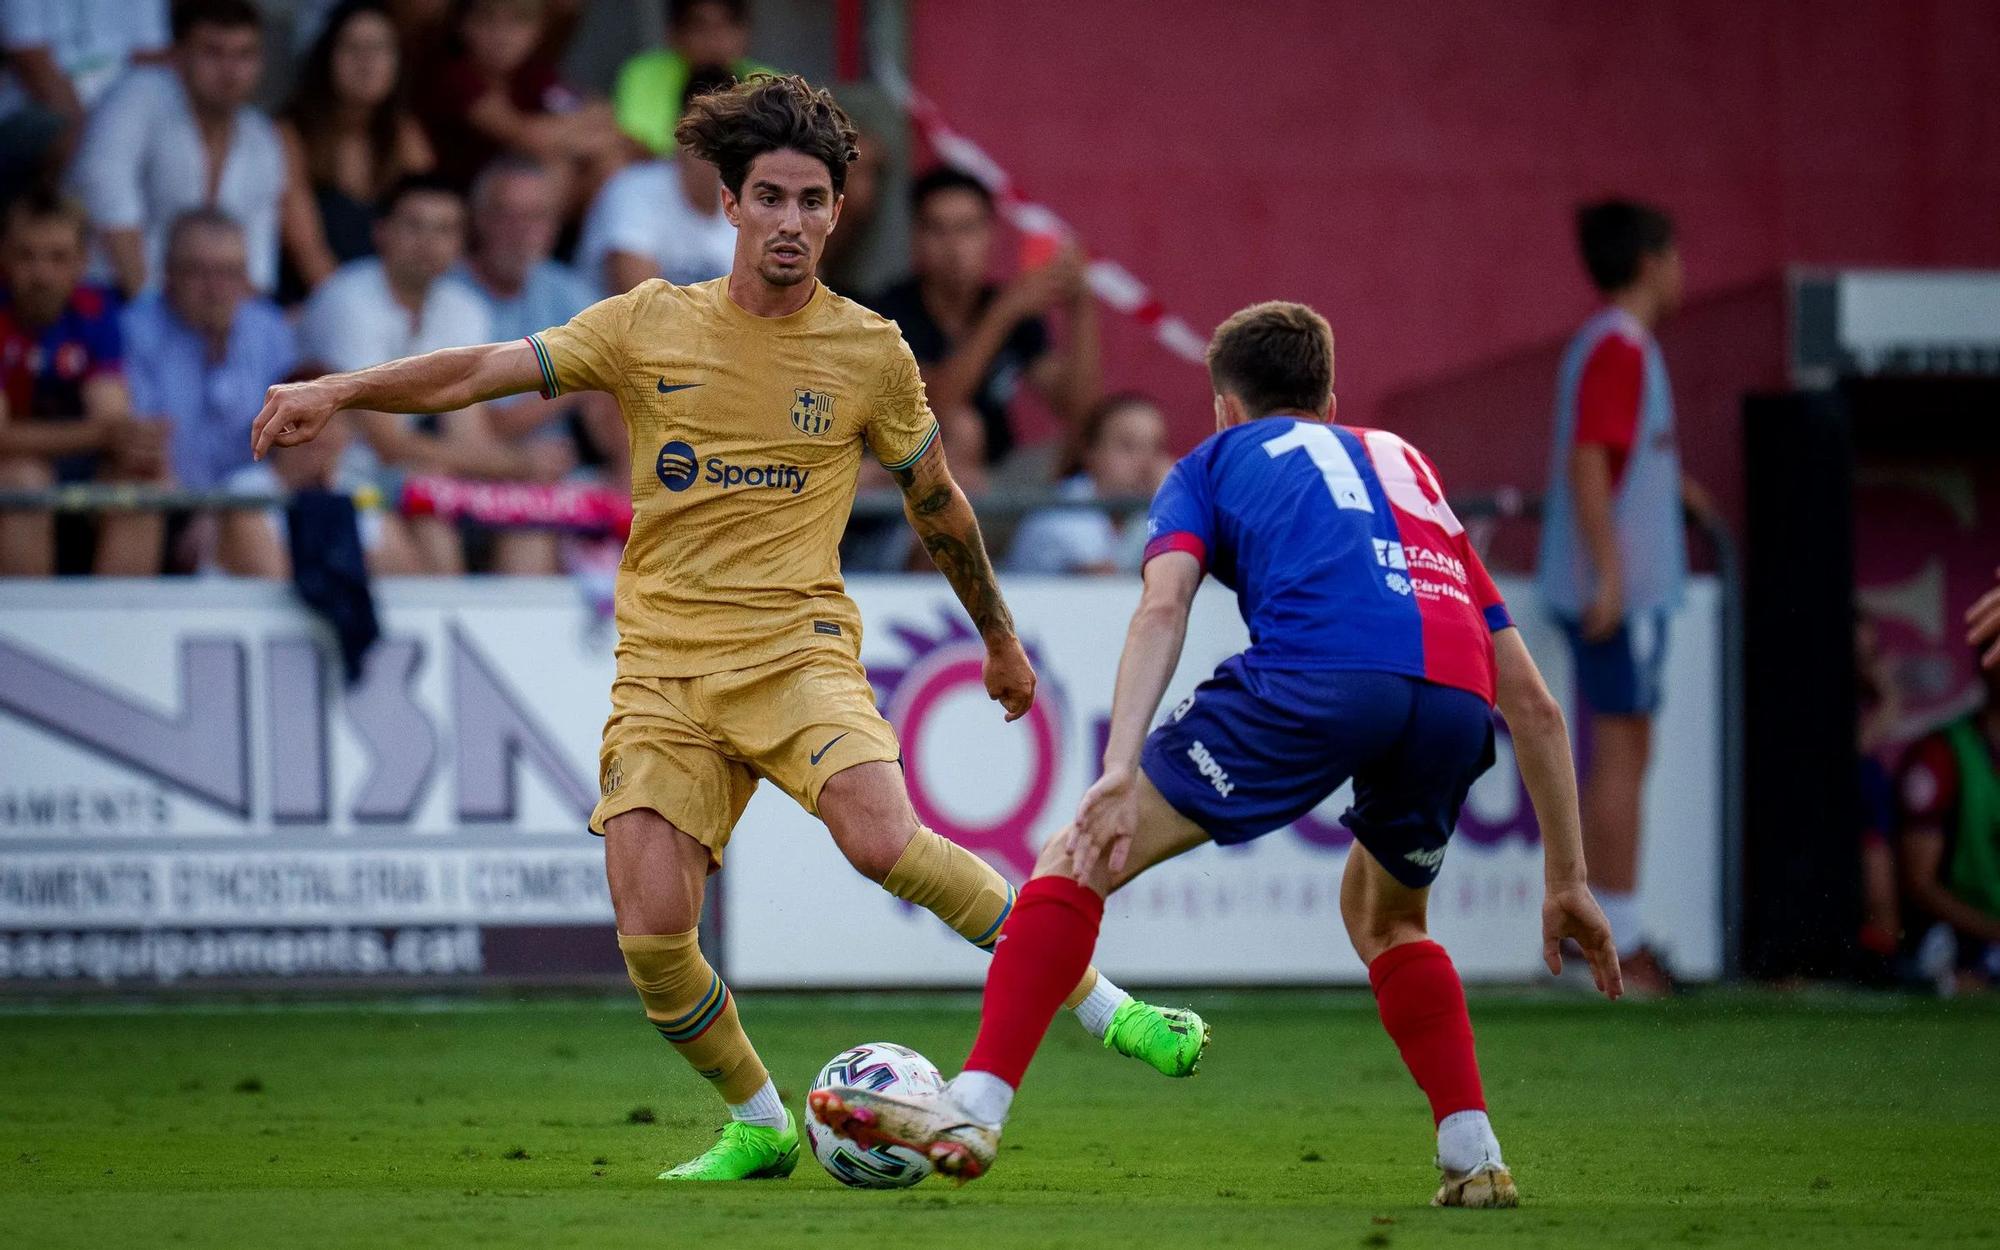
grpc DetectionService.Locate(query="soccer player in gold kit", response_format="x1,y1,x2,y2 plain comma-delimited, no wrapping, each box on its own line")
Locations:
250,75,1207,1181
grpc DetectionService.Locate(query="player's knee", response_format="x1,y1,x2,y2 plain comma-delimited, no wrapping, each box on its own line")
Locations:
839,824,916,884
1343,893,1430,965
1032,830,1074,879
1348,918,1430,965
602,808,708,933
819,763,923,883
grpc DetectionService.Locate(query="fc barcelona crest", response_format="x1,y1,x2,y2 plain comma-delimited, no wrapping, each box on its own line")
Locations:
791,388,835,437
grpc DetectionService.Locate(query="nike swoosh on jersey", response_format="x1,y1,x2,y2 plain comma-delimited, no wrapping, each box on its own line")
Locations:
657,379,701,394
809,732,849,766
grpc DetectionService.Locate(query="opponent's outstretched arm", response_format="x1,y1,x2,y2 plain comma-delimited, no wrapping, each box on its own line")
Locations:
251,339,545,459
1070,550,1203,878
892,436,1035,720
1491,626,1622,999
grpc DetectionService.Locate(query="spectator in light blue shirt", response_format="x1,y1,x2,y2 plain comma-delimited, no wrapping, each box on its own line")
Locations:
122,208,296,492
458,157,596,345
455,155,623,573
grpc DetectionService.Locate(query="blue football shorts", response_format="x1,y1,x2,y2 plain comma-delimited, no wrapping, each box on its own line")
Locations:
1140,657,1497,889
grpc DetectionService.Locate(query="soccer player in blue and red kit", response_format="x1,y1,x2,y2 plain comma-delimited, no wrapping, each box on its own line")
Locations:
813,301,1623,1207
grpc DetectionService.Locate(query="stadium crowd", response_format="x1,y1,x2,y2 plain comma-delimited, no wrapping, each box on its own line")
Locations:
0,0,1156,580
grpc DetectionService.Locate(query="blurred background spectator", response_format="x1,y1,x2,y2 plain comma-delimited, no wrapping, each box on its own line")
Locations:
1854,613,1905,984
1895,657,2000,994
458,153,620,573
0,0,171,203
612,0,766,158
1006,391,1167,575
575,65,736,296
1534,199,1708,995
71,0,282,299
277,0,435,302
814,115,885,296
413,0,621,216
299,172,555,572
0,190,165,575
122,208,297,569
868,166,1099,478
219,375,423,578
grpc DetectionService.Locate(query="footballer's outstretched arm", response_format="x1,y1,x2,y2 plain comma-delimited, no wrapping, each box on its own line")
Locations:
1069,550,1203,878
251,340,546,459
1492,626,1622,999
893,435,1037,720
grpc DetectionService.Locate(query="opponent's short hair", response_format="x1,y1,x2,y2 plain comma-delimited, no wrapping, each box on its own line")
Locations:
674,73,858,196
1205,301,1334,418
172,0,263,42
1575,199,1675,294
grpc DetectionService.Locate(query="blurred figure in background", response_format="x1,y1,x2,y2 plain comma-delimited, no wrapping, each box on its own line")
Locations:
0,0,170,199
219,371,422,578
71,0,283,298
869,167,1099,474
575,68,737,296
1853,613,1906,981
613,0,766,157
1535,199,1711,995
1895,655,2000,994
0,191,165,575
1007,391,1168,575
414,0,622,207
301,174,556,569
815,122,886,296
458,154,620,573
278,0,436,301
122,209,297,570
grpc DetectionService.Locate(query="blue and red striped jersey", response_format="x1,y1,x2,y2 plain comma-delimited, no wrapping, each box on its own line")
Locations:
1144,416,1511,704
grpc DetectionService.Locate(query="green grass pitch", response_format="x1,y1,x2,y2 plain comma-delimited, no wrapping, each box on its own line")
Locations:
4,989,1997,1248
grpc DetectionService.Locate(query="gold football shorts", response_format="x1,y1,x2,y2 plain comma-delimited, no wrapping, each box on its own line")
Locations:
589,645,903,866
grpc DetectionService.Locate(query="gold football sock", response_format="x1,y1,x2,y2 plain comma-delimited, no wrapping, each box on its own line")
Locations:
882,825,1101,1010
618,930,768,1104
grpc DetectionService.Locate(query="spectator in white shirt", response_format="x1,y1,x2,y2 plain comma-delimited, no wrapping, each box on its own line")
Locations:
70,0,284,298
299,173,563,573
575,67,738,297
1007,392,1169,575
0,0,170,191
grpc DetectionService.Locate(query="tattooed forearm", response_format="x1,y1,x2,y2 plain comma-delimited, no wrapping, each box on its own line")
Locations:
891,432,1018,642
921,527,1014,640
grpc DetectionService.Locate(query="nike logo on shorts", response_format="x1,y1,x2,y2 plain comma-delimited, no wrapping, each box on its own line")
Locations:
657,379,701,394
810,732,849,766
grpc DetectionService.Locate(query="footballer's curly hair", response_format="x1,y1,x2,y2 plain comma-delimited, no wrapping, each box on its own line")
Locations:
674,73,860,197
1205,301,1335,418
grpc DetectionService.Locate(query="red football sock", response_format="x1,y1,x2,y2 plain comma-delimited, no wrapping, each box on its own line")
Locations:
963,876,1104,1088
1368,939,1486,1124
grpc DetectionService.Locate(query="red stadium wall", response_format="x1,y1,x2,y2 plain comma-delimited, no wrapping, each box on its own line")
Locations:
908,0,2000,538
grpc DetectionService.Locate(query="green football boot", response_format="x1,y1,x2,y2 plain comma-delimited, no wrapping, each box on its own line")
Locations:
1103,999,1210,1078
659,1109,801,1181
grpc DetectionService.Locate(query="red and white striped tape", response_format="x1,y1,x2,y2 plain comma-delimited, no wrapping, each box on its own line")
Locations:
888,79,1209,365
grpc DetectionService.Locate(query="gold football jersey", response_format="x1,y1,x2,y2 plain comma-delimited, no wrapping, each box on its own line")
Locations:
527,278,937,677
